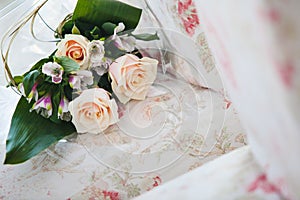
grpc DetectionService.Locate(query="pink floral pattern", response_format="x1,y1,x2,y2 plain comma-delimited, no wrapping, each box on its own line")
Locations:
102,191,120,200
151,176,162,188
275,60,295,89
248,174,282,195
177,0,200,36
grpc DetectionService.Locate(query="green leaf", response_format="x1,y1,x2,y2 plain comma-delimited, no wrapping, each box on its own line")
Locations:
71,24,81,34
102,22,117,35
90,26,101,40
13,76,23,85
7,76,24,88
36,82,55,97
72,0,142,32
73,20,96,40
22,70,40,96
49,91,62,124
131,32,160,41
104,40,126,59
54,56,80,73
4,97,76,164
97,72,112,93
64,84,73,101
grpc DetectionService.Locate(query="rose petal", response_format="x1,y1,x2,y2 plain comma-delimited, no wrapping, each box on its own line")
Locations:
109,54,158,104
68,88,119,134
56,34,89,70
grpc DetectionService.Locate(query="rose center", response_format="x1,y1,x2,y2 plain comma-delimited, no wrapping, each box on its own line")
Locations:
80,103,103,120
66,43,84,61
70,50,83,60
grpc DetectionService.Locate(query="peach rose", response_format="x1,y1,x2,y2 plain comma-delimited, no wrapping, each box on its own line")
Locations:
109,54,158,104
68,88,119,134
56,34,89,69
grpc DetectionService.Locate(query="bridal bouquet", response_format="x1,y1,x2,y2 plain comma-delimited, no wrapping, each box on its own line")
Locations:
3,0,159,164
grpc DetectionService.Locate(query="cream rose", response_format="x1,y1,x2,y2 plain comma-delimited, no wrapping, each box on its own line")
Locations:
68,88,119,134
109,54,158,104
56,34,89,69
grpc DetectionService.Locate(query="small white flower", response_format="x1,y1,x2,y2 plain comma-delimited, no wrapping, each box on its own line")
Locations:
90,57,112,76
87,40,109,75
88,40,105,64
42,62,64,84
112,22,125,40
114,35,136,52
69,70,93,90
111,22,136,52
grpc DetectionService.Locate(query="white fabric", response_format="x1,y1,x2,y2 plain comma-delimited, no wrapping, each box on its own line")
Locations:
134,146,282,200
194,0,300,199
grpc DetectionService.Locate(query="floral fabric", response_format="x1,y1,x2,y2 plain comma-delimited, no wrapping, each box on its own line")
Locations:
134,146,283,200
142,0,222,91
0,0,247,199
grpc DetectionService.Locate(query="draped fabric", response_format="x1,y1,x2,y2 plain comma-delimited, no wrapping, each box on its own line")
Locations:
137,0,300,199
194,1,300,199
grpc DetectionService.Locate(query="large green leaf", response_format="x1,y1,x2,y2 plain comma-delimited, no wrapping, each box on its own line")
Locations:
4,97,76,164
22,70,40,96
72,0,142,32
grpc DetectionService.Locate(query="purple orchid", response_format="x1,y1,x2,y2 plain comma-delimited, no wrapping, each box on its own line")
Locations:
30,94,53,118
58,96,69,119
27,83,39,103
69,75,80,90
42,62,64,84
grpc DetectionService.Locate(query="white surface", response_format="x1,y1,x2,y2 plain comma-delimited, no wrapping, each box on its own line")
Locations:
195,0,300,199
134,146,282,200
0,0,15,10
0,0,25,18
